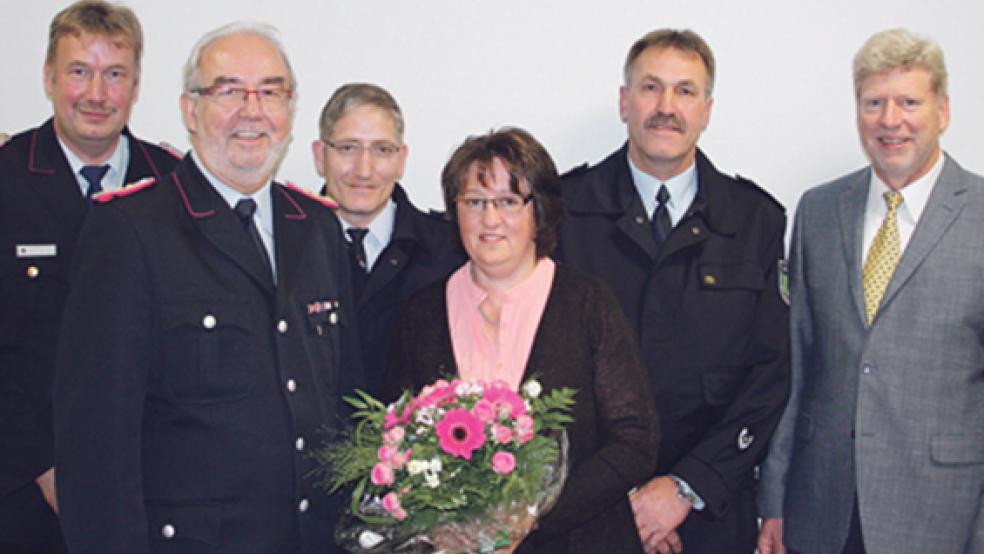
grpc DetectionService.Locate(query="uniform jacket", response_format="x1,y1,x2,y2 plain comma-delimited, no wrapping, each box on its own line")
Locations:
385,264,659,554
53,155,355,554
758,155,984,554
349,183,464,397
557,144,790,551
0,118,176,497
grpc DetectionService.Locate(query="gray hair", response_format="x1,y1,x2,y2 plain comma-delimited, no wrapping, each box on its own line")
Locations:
853,28,947,98
182,21,297,106
318,83,405,142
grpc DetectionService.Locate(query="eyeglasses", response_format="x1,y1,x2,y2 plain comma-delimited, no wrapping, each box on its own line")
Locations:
191,84,293,108
456,193,534,215
325,140,402,160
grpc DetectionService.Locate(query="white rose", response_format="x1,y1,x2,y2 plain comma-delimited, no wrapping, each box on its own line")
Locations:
522,380,542,399
430,457,443,472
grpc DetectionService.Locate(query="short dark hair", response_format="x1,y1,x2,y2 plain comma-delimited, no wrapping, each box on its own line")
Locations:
47,0,143,77
624,28,715,96
441,127,564,258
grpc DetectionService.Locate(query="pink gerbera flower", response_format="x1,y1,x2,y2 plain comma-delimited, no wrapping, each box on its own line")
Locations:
435,408,487,460
483,380,527,419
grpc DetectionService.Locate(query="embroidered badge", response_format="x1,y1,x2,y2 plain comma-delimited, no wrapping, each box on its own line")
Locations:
778,259,790,306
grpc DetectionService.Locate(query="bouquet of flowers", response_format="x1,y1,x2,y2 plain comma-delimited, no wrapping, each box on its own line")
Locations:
313,378,576,553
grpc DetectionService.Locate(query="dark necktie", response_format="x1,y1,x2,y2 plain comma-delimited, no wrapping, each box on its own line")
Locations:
81,165,110,206
233,198,273,278
346,228,369,298
651,184,672,246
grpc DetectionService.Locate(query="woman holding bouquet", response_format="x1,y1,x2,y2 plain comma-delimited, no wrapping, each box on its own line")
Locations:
385,128,659,553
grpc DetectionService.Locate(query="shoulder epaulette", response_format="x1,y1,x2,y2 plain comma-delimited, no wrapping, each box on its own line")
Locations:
158,141,184,160
284,180,338,208
93,177,156,203
733,173,785,211
561,163,590,179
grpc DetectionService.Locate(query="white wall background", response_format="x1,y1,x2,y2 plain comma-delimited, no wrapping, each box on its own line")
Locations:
3,0,982,217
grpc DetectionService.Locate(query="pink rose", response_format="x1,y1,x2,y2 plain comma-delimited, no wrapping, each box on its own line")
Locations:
383,426,405,446
371,462,395,486
514,414,535,444
483,381,527,419
473,399,496,422
491,451,516,475
378,445,398,463
389,450,408,469
382,492,407,520
492,423,513,444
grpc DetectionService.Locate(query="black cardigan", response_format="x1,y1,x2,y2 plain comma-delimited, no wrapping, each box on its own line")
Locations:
385,263,660,553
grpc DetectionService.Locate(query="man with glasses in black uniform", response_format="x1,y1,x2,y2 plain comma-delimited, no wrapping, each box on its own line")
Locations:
54,22,353,554
312,83,463,397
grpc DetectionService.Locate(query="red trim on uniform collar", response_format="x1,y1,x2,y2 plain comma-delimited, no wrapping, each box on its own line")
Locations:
28,129,56,175
172,172,215,218
278,185,307,220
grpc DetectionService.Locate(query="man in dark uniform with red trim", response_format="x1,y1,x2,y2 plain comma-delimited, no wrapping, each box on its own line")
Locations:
54,22,352,554
0,3,176,552
557,29,790,554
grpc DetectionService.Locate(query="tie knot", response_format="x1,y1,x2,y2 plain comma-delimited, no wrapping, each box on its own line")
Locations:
657,184,670,205
346,227,369,246
234,198,258,223
883,190,903,212
81,165,110,198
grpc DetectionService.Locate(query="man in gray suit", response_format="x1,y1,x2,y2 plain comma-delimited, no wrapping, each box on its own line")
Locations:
757,28,984,554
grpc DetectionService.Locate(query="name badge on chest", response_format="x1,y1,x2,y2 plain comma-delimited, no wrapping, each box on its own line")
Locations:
16,244,57,258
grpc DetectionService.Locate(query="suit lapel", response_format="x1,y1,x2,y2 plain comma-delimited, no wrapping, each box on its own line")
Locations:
271,184,311,299
877,156,968,319
172,158,275,295
837,170,870,326
122,128,168,184
26,120,88,231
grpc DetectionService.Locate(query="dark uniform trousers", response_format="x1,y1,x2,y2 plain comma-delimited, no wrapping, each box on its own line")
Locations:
53,156,357,554
557,144,791,553
0,118,177,553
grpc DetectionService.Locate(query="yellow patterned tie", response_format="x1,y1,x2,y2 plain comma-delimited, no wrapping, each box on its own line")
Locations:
862,190,904,324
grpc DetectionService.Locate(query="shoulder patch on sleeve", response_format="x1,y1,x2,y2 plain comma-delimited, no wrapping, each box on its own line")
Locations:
93,177,156,203
284,180,338,208
158,141,184,160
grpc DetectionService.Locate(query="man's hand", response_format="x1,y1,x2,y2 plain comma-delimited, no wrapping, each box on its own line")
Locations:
35,467,58,514
757,517,786,554
630,476,692,553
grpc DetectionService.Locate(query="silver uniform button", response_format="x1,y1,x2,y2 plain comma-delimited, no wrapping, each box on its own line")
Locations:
277,319,288,334
737,427,755,450
296,437,305,451
298,498,309,512
329,312,338,325
202,314,216,329
286,378,297,393
161,524,176,539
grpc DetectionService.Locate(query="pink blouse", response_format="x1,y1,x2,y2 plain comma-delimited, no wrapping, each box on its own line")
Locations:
446,258,556,391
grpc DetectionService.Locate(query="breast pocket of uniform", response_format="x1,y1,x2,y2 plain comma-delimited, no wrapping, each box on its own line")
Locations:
159,302,255,403
0,256,65,343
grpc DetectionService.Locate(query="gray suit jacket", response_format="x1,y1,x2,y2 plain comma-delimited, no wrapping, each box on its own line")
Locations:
758,154,984,554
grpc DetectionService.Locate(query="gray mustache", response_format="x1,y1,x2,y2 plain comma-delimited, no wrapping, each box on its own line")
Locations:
644,114,684,132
